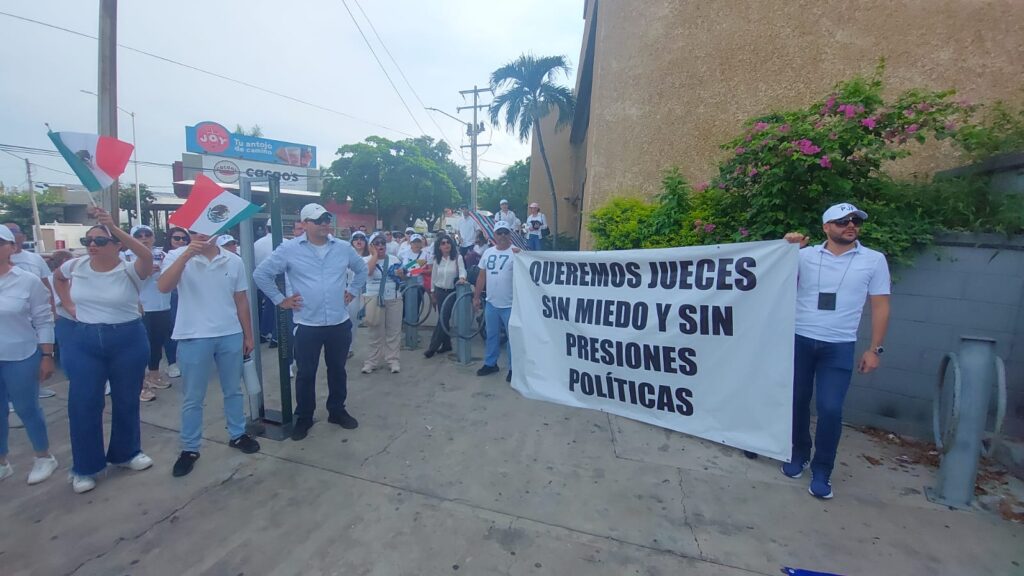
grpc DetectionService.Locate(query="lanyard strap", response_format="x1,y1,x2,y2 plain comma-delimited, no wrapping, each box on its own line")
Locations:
817,244,857,293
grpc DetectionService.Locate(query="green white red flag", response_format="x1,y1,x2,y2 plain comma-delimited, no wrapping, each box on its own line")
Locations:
168,174,261,235
48,130,134,193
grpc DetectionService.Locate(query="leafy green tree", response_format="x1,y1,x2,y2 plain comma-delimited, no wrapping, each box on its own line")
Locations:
478,158,530,216
490,55,576,248
323,136,459,228
0,189,65,238
119,183,157,226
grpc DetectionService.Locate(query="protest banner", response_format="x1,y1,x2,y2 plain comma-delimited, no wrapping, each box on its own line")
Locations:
508,240,798,460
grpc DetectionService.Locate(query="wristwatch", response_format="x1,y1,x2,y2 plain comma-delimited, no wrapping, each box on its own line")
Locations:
872,346,884,355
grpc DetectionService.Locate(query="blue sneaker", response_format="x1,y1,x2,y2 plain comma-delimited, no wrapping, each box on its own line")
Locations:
808,473,833,499
780,459,808,479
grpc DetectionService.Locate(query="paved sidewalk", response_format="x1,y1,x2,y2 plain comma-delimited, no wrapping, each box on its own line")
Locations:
2,330,1023,576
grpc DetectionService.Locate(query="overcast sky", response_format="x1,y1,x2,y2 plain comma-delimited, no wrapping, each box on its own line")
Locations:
0,1,584,194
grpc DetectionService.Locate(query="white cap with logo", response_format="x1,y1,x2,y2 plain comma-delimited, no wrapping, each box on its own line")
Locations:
493,220,512,232
821,203,868,224
216,235,238,246
300,203,330,221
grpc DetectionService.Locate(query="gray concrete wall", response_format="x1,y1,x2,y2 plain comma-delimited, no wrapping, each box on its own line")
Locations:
847,233,1024,441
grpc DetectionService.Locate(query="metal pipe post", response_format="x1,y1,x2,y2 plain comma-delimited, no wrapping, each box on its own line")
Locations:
455,283,473,364
403,280,421,349
238,178,264,433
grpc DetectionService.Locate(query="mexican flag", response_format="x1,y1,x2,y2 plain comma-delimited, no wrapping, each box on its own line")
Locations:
47,130,134,193
169,174,261,235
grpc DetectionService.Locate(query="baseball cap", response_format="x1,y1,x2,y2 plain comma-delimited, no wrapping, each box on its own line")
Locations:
216,235,238,246
821,203,868,224
351,230,367,240
410,233,424,242
499,199,509,205
529,202,540,208
0,226,15,243
130,224,153,237
300,203,329,221
493,221,512,232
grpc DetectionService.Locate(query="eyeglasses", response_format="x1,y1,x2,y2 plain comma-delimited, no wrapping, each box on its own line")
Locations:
80,236,118,247
305,214,332,226
0,239,11,247
495,230,511,236
831,217,864,228
133,231,153,238
171,235,189,242
371,241,387,247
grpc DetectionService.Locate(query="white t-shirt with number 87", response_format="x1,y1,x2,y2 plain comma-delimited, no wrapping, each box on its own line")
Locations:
481,246,515,308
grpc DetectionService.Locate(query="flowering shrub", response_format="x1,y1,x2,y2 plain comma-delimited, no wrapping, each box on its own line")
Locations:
587,63,1023,264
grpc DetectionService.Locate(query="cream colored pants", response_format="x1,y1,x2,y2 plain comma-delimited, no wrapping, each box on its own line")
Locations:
362,297,403,369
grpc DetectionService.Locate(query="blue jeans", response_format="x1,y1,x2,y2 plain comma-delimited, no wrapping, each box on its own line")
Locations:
164,291,179,365
791,334,855,477
54,317,75,372
527,236,542,251
484,303,512,368
177,333,245,452
64,320,149,475
1,351,49,457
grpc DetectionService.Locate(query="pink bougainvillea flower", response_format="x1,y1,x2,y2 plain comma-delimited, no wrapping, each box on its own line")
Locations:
825,95,837,110
703,223,716,233
814,121,824,129
944,121,957,131
819,155,832,169
861,117,877,130
753,121,770,132
748,167,759,177
903,109,915,117
906,124,920,134
695,181,709,192
828,132,838,140
916,102,933,112
793,139,821,155
779,124,791,133
739,228,749,237
717,183,727,189
735,147,746,154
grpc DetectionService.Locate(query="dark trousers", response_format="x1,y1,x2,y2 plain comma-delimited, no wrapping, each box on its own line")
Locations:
427,287,455,353
791,334,855,477
141,310,171,371
293,321,352,421
258,289,278,341
164,291,178,365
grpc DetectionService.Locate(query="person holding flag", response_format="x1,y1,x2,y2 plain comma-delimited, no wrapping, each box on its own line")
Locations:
254,203,367,442
159,175,261,477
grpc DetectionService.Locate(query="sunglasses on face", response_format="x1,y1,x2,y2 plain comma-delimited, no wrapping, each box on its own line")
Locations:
306,214,333,226
831,217,864,228
495,230,510,236
171,235,189,242
0,239,12,247
80,236,118,247
133,231,153,238
372,241,387,247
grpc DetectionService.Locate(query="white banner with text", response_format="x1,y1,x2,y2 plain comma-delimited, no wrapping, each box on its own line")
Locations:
508,240,798,460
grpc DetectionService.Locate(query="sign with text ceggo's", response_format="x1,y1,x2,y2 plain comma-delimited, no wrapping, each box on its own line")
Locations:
185,121,317,168
198,155,311,191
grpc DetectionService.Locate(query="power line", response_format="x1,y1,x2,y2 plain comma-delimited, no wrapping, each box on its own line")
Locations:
337,0,427,136
0,10,416,138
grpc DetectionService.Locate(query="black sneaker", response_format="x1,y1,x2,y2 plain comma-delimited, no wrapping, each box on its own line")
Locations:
423,349,436,359
172,451,199,477
328,409,359,429
291,418,313,441
229,434,261,454
506,370,512,382
742,451,758,460
437,344,452,354
476,364,499,376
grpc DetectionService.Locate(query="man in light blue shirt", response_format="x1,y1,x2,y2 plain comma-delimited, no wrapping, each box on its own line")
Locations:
253,203,368,441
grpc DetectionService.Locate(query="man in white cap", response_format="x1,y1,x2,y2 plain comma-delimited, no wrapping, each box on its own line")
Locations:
782,202,891,500
253,203,367,441
496,199,520,231
473,220,518,383
216,235,239,255
4,222,57,400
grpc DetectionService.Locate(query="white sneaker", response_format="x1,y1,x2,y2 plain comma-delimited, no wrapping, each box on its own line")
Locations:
38,387,57,399
27,455,58,485
166,364,181,378
0,462,12,481
70,473,96,494
7,402,12,413
116,453,153,471
104,382,111,396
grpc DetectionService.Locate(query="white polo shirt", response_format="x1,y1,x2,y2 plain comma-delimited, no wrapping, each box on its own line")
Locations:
11,250,49,279
163,246,248,340
795,242,891,343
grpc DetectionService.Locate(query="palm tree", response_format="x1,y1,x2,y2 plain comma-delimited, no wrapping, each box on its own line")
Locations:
490,54,575,249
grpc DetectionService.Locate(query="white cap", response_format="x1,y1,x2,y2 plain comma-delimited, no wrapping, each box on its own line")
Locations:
300,203,329,221
216,235,238,246
499,199,509,205
529,202,540,208
130,224,153,237
0,226,14,243
351,230,367,240
493,221,512,232
405,226,415,234
410,233,424,242
821,203,868,224
368,232,385,245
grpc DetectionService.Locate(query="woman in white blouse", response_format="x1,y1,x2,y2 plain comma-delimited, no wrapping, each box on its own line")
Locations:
52,208,155,494
361,233,406,374
0,225,59,485
424,234,466,359
123,225,173,401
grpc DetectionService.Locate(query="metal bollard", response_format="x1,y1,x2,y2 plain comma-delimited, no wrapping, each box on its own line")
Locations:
926,336,1005,509
455,283,474,364
403,279,421,349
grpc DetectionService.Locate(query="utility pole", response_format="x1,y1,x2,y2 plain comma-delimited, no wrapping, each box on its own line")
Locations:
98,0,119,223
25,159,44,252
457,85,491,210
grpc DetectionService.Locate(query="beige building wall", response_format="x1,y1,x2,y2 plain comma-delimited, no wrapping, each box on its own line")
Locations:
569,0,1024,248
527,118,581,242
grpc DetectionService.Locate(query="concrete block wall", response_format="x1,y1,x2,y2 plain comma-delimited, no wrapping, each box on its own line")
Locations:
847,233,1024,441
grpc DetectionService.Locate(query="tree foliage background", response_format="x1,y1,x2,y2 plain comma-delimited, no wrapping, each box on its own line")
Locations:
0,189,66,237
478,158,530,216
119,183,157,226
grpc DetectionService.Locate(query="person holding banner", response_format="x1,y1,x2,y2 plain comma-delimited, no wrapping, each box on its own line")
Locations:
473,221,518,383
253,203,367,442
782,203,891,500
159,230,260,477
